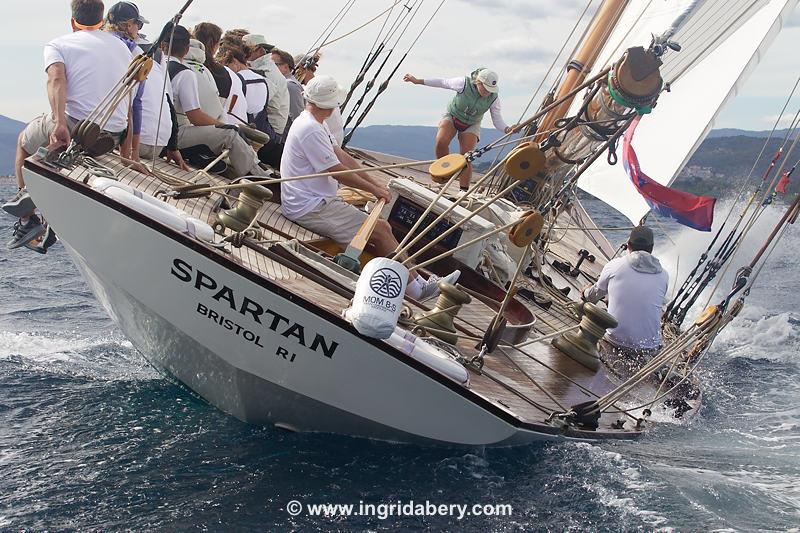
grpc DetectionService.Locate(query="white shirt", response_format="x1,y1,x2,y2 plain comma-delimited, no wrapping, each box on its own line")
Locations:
185,58,224,122
249,55,290,135
43,29,133,132
324,107,345,147
238,69,269,117
223,66,249,126
168,57,201,128
140,57,172,147
585,251,669,349
280,110,340,219
424,76,508,132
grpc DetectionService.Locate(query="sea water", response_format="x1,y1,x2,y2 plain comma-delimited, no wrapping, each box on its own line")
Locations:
0,181,798,531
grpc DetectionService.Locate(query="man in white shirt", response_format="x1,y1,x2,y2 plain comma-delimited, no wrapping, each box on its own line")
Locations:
404,68,519,191
583,226,669,366
164,25,270,179
5,0,133,251
281,75,459,301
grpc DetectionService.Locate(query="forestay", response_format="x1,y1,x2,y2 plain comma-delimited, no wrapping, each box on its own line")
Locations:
574,0,798,224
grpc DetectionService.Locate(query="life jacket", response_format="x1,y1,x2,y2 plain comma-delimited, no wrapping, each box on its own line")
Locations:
447,68,498,128
168,59,224,126
238,72,279,144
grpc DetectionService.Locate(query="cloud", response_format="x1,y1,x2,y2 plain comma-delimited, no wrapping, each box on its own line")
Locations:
762,113,799,128
457,0,589,20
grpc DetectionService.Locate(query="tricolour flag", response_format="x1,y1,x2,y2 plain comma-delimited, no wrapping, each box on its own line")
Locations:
623,116,716,231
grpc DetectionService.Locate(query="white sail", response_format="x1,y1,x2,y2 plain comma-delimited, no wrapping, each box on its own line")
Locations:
575,0,798,225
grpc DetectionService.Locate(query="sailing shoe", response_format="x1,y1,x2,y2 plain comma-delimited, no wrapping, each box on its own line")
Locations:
24,225,58,254
2,189,36,218
7,215,45,250
417,270,462,301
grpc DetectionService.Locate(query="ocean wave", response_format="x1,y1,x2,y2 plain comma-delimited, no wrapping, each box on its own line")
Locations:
710,306,800,362
0,330,157,381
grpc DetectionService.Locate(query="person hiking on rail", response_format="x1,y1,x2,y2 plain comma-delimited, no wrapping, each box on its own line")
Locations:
403,68,519,192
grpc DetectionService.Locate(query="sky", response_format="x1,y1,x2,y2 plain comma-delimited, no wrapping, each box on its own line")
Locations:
0,0,798,130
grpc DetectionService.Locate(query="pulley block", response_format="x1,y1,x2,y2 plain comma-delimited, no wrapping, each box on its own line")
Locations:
429,153,468,184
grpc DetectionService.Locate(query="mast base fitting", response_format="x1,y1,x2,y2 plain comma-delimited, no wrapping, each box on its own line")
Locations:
412,282,471,345
215,179,273,233
552,302,618,371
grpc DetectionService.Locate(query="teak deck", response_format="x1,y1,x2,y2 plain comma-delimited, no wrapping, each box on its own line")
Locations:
59,150,632,432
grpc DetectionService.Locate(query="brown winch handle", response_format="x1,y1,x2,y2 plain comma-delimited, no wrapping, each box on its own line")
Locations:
348,199,386,256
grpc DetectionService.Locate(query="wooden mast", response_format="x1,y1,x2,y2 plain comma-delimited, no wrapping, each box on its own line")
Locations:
534,0,630,143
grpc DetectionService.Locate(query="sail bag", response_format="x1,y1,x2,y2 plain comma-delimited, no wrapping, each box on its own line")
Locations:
348,258,408,339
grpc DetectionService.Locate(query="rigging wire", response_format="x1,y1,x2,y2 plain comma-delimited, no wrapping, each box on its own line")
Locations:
301,0,358,60
340,1,401,110
319,0,404,51
343,0,446,146
483,0,597,192
342,0,423,124
667,108,800,326
664,76,800,325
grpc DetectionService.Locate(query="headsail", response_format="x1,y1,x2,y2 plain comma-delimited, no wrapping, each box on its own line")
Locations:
575,0,798,224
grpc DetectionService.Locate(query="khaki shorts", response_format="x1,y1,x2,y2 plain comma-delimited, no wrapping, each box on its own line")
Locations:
20,113,122,155
440,113,481,140
293,197,368,246
20,114,78,154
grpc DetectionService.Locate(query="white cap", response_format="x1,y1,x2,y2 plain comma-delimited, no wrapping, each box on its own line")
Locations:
304,74,346,109
242,34,273,50
476,68,499,93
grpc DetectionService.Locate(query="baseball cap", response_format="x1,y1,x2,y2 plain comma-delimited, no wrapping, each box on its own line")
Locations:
476,68,499,93
243,34,274,52
108,2,148,25
628,226,654,249
304,75,346,109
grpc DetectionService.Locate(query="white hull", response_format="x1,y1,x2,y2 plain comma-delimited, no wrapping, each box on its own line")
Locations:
23,162,592,446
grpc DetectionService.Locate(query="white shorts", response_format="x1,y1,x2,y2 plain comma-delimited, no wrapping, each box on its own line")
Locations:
292,197,368,246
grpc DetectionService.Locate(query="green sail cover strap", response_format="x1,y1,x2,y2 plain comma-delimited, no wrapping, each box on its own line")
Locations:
607,71,653,115
447,69,498,126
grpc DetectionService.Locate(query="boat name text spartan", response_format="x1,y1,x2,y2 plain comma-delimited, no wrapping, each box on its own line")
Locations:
170,258,340,360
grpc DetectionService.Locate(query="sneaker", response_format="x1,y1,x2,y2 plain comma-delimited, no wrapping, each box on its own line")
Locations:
7,215,45,250
24,225,58,254
2,189,36,218
417,270,462,301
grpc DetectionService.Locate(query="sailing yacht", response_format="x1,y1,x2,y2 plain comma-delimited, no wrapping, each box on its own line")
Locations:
18,0,800,446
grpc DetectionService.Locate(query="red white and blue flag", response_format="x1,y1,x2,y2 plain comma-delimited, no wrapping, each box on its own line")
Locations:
622,116,716,231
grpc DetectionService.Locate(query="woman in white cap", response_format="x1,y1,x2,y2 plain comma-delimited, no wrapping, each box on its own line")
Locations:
281,75,460,301
404,68,518,191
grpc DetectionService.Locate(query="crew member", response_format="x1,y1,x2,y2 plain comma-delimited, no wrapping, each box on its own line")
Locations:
164,24,271,179
403,68,518,191
295,53,344,146
271,48,304,124
5,0,133,252
582,226,669,367
281,75,459,301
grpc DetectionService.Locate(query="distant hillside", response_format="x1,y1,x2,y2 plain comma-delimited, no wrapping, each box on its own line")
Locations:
348,125,505,162
0,115,795,199
0,115,25,175
673,134,796,197
706,128,792,139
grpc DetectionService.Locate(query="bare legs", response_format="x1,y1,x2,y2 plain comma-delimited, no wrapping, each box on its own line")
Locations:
458,132,478,189
434,119,479,189
14,132,29,190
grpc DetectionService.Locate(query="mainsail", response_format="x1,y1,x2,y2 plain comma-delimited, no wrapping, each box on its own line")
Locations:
575,0,798,224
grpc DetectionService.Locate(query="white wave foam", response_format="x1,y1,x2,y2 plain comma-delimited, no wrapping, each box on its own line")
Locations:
572,442,670,527
0,330,157,380
710,306,799,362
